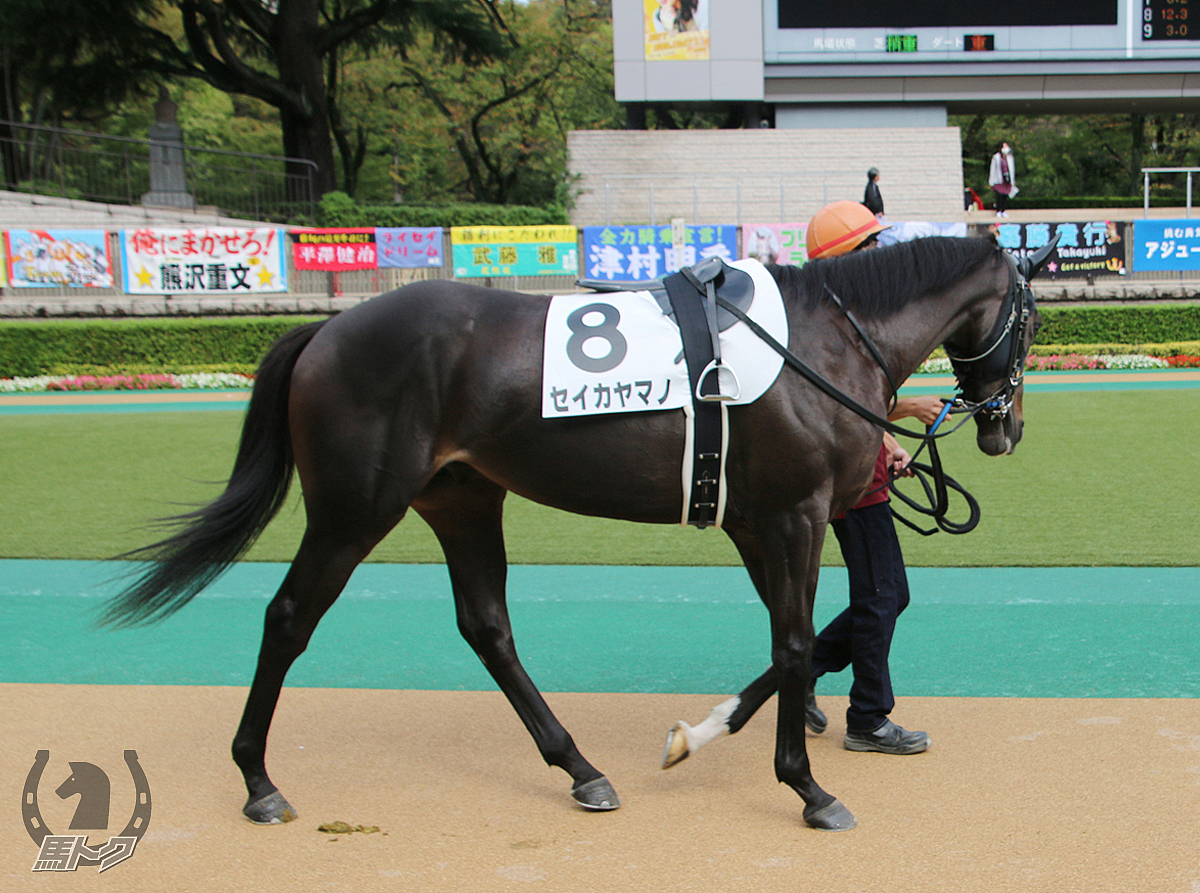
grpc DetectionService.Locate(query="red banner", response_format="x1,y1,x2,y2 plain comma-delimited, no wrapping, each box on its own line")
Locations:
290,228,377,271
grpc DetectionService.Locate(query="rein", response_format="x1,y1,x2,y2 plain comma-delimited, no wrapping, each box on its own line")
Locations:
714,251,1034,536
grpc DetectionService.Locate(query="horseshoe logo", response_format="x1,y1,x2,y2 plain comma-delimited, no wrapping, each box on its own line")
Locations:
23,750,152,866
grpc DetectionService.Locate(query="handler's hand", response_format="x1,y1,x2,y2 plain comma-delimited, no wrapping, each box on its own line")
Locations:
890,394,946,427
882,433,915,478
889,445,915,478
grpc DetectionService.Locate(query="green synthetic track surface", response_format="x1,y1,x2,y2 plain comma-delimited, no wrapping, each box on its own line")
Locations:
7,561,1200,697
2,371,1197,695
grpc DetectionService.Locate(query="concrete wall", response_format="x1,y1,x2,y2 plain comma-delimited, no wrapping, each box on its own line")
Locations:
567,128,965,227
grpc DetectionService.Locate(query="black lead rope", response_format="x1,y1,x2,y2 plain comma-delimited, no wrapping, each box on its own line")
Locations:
865,401,983,536
888,437,982,536
713,294,989,535
713,295,991,444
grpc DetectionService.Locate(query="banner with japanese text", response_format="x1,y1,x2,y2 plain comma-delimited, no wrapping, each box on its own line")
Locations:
0,235,6,286
741,223,808,266
120,227,287,294
450,225,577,278
291,228,377,271
376,227,444,268
971,220,1126,278
3,229,113,288
582,224,737,283
1133,219,1200,272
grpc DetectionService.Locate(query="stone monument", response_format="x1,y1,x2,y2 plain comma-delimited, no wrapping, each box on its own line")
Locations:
141,86,195,210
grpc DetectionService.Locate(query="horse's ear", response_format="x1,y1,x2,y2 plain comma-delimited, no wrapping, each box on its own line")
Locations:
1018,232,1061,281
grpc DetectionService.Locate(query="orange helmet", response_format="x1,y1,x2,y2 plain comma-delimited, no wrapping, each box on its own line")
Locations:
806,200,889,259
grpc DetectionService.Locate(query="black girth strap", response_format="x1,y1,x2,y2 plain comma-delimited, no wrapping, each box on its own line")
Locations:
662,268,724,528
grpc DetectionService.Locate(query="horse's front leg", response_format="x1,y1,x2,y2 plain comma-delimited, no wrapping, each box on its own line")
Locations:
414,471,618,811
760,509,857,831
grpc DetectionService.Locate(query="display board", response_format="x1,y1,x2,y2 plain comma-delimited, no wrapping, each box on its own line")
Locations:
778,0,1117,29
767,0,1198,62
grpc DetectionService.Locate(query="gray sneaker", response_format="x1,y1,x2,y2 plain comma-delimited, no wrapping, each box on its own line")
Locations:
843,719,930,755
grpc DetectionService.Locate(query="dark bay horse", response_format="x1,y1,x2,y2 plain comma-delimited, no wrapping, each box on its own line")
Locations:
105,236,1038,832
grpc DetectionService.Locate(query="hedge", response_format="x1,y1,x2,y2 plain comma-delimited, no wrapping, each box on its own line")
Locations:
317,192,569,228
1038,304,1200,344
2,306,1199,378
0,317,323,377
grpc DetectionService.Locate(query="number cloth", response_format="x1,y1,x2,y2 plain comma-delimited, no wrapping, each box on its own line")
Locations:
541,258,786,418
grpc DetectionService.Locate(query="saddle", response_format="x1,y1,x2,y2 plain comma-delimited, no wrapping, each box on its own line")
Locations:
578,257,755,335
579,257,755,528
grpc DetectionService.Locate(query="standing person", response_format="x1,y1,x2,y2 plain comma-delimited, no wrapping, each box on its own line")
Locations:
804,199,944,754
988,141,1017,218
863,167,884,218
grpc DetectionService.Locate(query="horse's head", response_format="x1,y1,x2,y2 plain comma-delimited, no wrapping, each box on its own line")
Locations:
945,251,1042,456
56,761,108,800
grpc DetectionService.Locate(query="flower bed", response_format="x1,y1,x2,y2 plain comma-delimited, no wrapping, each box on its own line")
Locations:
0,372,254,393
3,355,1197,392
916,354,1200,374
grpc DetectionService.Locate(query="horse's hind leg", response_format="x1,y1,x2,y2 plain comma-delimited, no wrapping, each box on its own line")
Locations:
662,531,779,768
662,668,776,768
232,530,377,823
414,468,619,811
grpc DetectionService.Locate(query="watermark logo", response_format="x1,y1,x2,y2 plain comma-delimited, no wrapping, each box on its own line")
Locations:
22,750,152,873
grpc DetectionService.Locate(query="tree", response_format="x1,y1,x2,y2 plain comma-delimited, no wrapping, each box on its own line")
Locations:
351,0,621,205
0,0,165,186
145,0,511,197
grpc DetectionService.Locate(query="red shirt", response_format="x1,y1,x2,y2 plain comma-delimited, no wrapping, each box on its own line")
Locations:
835,443,890,519
856,443,891,509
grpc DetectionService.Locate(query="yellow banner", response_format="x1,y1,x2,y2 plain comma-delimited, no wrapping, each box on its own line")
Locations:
451,225,577,245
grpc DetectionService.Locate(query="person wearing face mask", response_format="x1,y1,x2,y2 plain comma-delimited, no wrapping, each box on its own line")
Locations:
988,142,1017,218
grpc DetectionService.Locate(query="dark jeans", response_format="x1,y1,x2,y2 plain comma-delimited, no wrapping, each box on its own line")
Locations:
811,500,911,733
995,190,1009,213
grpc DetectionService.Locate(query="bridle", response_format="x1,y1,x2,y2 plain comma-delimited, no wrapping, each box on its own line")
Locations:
943,250,1039,422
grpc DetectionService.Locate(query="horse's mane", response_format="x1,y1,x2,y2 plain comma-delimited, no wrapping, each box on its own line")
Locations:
769,236,999,319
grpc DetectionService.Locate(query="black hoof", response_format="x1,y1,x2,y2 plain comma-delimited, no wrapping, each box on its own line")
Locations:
803,798,856,831
571,776,620,811
243,790,298,824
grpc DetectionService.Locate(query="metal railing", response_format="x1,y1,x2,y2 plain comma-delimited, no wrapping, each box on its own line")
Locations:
1142,167,1199,219
0,120,317,223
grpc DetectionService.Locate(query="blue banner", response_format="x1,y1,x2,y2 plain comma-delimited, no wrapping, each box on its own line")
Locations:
376,227,444,268
582,224,738,283
3,229,113,288
1133,219,1200,272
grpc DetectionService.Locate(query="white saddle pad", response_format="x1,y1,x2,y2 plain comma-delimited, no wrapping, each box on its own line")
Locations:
542,258,787,418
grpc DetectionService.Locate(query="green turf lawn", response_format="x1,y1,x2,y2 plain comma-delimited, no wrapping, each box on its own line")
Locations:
1,388,1195,566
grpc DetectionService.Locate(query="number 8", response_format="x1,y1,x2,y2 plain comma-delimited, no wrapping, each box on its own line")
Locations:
565,302,628,373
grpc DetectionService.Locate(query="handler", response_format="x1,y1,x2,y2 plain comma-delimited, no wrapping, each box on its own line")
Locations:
804,200,944,755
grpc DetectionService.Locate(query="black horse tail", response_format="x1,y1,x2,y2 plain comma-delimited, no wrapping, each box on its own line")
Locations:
100,320,328,628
